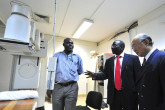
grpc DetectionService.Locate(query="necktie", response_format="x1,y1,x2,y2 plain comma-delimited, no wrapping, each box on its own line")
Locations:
142,58,146,66
115,56,121,90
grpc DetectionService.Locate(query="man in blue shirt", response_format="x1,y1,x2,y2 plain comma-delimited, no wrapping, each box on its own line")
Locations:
52,38,84,110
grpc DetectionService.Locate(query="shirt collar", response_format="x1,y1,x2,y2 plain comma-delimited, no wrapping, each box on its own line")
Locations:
62,51,74,62
115,52,124,58
145,48,156,61
62,51,76,55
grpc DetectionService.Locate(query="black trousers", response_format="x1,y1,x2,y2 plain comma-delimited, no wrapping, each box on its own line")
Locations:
110,89,124,110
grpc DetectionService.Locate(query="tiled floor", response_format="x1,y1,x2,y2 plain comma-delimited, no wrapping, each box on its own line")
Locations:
45,95,109,110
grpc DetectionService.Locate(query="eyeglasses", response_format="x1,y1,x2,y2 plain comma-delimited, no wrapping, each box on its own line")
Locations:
131,40,145,50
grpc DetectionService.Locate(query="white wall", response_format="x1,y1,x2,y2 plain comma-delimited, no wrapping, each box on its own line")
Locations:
98,4,165,56
97,4,165,65
129,3,165,63
98,32,131,54
97,39,114,54
130,3,165,50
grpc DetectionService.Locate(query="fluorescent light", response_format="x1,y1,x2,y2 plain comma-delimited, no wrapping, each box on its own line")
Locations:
90,50,96,54
73,19,93,38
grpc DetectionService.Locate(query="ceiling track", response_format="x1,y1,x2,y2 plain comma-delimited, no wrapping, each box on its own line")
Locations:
89,0,106,19
57,0,72,36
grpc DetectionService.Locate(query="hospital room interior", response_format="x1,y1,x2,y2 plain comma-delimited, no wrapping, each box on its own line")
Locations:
0,0,165,110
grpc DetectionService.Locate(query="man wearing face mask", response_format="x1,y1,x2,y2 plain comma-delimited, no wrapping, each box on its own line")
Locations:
85,40,141,110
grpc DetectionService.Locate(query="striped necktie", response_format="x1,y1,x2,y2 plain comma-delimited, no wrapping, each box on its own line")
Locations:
142,58,146,66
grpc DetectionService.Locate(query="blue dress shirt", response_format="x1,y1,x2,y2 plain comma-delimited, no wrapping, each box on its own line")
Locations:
54,51,84,83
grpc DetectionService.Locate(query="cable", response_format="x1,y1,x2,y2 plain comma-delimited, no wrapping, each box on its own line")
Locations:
109,30,127,40
109,21,138,40
52,0,57,56
127,21,138,32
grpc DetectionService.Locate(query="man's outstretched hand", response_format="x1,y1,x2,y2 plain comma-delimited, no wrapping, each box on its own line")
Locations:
85,70,96,78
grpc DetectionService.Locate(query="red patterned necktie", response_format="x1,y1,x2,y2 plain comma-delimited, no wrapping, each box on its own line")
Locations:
142,58,146,66
115,56,121,90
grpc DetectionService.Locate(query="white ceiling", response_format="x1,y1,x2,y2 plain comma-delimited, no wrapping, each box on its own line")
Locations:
0,0,165,43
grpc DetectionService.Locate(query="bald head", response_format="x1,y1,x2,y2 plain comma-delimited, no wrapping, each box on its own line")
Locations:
134,33,153,46
63,38,74,54
131,33,153,57
111,40,125,55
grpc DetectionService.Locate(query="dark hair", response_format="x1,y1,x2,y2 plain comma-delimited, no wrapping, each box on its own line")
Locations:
138,34,153,46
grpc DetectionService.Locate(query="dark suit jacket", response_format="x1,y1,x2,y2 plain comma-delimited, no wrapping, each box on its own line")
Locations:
95,53,141,110
138,49,165,110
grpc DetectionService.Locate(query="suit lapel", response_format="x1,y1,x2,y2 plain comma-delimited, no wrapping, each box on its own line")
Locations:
111,56,115,72
145,49,159,65
137,49,159,83
111,56,115,79
121,53,128,73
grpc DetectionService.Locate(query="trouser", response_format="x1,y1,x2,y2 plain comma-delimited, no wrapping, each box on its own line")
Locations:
110,89,138,110
110,89,124,110
52,82,78,110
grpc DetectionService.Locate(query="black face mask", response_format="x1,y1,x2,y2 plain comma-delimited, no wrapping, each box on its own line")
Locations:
111,41,124,55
